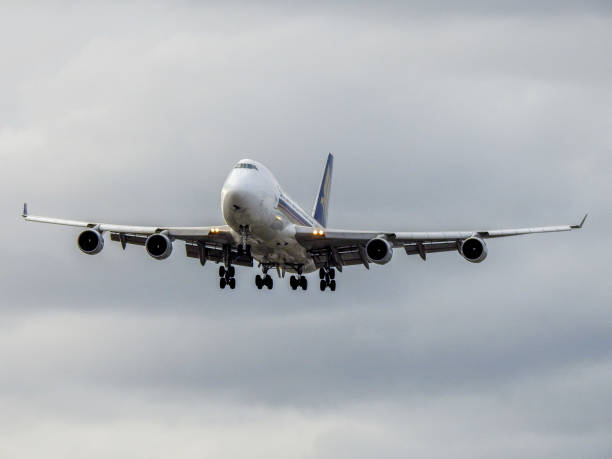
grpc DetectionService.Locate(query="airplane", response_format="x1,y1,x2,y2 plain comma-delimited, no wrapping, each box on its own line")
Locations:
22,154,587,292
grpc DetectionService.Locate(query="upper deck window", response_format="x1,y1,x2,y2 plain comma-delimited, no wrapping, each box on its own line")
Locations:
234,163,258,170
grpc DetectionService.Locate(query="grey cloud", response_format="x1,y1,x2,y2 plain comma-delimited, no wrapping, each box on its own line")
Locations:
1,2,611,459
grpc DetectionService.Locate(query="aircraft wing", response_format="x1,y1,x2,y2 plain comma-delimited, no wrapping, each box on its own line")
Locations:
20,203,252,266
294,215,587,269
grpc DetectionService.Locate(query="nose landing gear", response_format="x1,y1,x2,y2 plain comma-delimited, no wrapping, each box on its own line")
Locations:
237,225,251,258
319,267,336,292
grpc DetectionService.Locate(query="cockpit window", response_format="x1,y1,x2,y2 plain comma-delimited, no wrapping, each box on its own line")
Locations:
234,163,258,170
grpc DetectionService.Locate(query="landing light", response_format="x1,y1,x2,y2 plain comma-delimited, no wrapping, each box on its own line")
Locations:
312,229,325,236
211,227,221,234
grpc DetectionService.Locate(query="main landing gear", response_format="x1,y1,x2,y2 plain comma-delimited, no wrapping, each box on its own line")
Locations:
289,275,308,291
255,273,273,290
319,267,336,292
219,265,236,289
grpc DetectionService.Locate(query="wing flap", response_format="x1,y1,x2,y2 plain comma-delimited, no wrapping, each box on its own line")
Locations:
309,245,367,269
403,241,459,259
185,242,253,267
109,232,148,247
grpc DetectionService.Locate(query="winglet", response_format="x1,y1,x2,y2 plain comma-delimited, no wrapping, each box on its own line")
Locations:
571,214,588,229
22,202,28,218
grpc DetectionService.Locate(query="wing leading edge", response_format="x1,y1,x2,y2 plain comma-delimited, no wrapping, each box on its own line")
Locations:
294,214,587,268
21,202,230,241
20,203,252,266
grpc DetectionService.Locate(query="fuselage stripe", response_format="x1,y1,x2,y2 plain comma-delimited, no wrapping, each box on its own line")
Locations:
278,198,313,227
278,202,310,226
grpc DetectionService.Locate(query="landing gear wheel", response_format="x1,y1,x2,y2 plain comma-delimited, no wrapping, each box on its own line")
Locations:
329,268,335,280
300,276,308,290
220,264,236,291
255,275,263,289
319,268,325,280
290,275,298,290
265,275,273,290
320,279,326,291
329,280,336,291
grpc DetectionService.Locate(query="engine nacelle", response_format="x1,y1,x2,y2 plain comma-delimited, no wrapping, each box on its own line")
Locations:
365,237,393,265
459,237,488,263
145,233,173,260
77,229,104,255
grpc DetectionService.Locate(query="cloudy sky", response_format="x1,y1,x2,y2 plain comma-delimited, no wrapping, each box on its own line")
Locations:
1,1,611,458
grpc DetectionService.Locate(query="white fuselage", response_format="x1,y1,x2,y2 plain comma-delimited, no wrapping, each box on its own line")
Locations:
221,159,319,273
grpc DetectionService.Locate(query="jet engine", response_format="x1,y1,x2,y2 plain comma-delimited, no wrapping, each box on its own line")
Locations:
365,237,393,265
77,229,104,255
459,237,488,263
145,233,173,260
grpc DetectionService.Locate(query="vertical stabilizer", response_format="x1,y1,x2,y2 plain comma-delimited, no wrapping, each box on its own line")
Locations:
312,153,333,227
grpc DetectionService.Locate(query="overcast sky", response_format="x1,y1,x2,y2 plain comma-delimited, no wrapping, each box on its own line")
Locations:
1,1,611,458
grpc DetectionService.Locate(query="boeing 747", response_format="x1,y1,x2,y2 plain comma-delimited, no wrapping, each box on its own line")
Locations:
22,154,586,292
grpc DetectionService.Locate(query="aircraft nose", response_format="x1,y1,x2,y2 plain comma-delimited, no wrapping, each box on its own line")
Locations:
224,189,250,211
222,187,260,227
223,187,261,218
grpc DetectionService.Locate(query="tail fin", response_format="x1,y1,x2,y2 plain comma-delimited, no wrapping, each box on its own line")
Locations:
312,153,333,227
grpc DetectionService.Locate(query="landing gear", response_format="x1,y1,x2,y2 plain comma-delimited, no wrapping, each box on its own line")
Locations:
319,267,337,292
255,274,273,290
219,264,236,289
219,265,235,278
236,226,251,258
290,275,308,291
